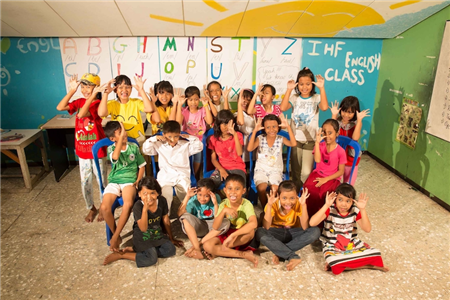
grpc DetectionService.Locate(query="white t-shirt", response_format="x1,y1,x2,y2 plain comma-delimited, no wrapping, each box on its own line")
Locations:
289,93,321,142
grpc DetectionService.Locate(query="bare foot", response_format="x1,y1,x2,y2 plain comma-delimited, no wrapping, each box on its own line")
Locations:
109,236,122,252
119,246,134,253
187,249,205,260
286,258,302,271
184,247,195,257
85,207,98,223
272,254,280,265
103,253,122,265
371,265,390,272
241,250,258,268
324,263,331,271
97,210,104,222
203,251,215,260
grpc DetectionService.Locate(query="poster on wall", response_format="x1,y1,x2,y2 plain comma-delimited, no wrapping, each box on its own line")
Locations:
109,37,160,99
59,38,112,100
396,98,422,149
255,37,302,102
158,37,207,91
301,38,383,150
206,37,253,101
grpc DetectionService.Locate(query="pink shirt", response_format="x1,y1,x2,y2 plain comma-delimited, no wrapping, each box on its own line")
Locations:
208,132,246,172
255,104,282,120
182,107,207,140
314,142,347,178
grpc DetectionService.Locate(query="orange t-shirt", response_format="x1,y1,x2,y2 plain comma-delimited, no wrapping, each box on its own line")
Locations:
266,201,302,228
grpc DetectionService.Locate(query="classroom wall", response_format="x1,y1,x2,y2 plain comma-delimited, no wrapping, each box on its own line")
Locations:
368,6,450,204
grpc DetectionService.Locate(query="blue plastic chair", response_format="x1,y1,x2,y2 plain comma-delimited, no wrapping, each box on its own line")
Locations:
149,131,197,187
247,130,293,205
312,136,361,185
202,128,222,188
92,137,139,246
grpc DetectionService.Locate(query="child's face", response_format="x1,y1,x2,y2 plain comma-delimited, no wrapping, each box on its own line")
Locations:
187,94,200,110
224,180,246,204
335,193,353,214
298,76,313,97
81,83,95,99
261,87,275,105
322,123,338,145
197,187,212,205
208,83,222,104
110,128,127,143
139,187,159,206
163,131,180,147
158,90,172,106
264,120,279,137
279,190,298,213
219,122,230,136
240,96,251,111
340,109,355,123
115,82,132,101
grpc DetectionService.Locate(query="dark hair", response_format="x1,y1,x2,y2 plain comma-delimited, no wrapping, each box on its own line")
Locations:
185,86,201,98
155,80,174,107
322,119,339,133
277,180,298,195
207,81,222,91
197,178,215,192
225,174,245,188
114,75,132,100
241,89,255,100
335,183,356,200
104,121,121,138
138,176,162,195
262,114,281,134
81,82,102,100
339,96,360,122
162,120,181,134
262,84,276,96
295,67,316,96
213,110,238,138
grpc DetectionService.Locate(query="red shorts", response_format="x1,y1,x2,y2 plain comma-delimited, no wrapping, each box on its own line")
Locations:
217,229,256,252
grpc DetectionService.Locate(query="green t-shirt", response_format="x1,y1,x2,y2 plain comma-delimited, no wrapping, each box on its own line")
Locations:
217,198,255,229
107,143,146,184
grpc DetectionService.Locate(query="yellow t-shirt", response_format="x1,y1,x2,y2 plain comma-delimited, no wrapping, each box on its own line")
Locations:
147,105,173,135
107,98,145,141
265,200,302,228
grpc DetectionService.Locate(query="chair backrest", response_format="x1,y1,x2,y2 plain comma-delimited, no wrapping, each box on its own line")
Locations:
202,128,216,175
248,129,293,181
336,136,361,184
92,137,139,193
149,131,197,187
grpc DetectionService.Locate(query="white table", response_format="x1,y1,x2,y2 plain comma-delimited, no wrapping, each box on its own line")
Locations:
1,129,50,190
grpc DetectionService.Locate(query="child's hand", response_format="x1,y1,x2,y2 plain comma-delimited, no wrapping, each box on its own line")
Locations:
266,189,278,207
254,118,264,132
209,191,218,205
155,135,167,142
223,207,238,219
329,100,340,116
356,109,371,121
298,187,309,205
148,87,157,102
203,84,211,100
223,86,232,100
227,120,236,135
238,88,244,103
133,75,147,91
256,83,264,97
92,83,108,96
219,168,229,181
133,180,139,189
354,192,369,210
173,88,186,106
200,97,209,107
316,128,325,143
186,187,197,199
171,238,184,248
69,74,80,92
104,79,116,94
313,177,328,187
325,191,337,207
312,75,325,88
287,79,298,91
223,233,237,248
119,122,127,138
279,114,289,129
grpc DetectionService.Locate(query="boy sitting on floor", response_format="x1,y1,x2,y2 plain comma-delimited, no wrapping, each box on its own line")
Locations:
178,178,230,259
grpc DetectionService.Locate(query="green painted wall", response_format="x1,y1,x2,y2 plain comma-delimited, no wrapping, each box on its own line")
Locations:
369,6,450,204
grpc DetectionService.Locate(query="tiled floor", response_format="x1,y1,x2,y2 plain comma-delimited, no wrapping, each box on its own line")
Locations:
1,155,449,300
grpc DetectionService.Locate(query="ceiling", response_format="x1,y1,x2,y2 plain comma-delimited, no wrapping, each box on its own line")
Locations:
1,0,449,39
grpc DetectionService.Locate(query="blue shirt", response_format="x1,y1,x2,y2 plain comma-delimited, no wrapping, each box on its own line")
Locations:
185,194,221,219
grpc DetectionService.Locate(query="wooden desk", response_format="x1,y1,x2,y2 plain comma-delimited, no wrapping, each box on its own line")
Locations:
1,129,50,190
41,114,110,182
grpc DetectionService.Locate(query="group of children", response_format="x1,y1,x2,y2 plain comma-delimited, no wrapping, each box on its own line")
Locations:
56,67,388,274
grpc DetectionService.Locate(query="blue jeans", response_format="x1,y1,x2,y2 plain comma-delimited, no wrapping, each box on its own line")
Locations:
135,240,176,268
255,226,321,261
